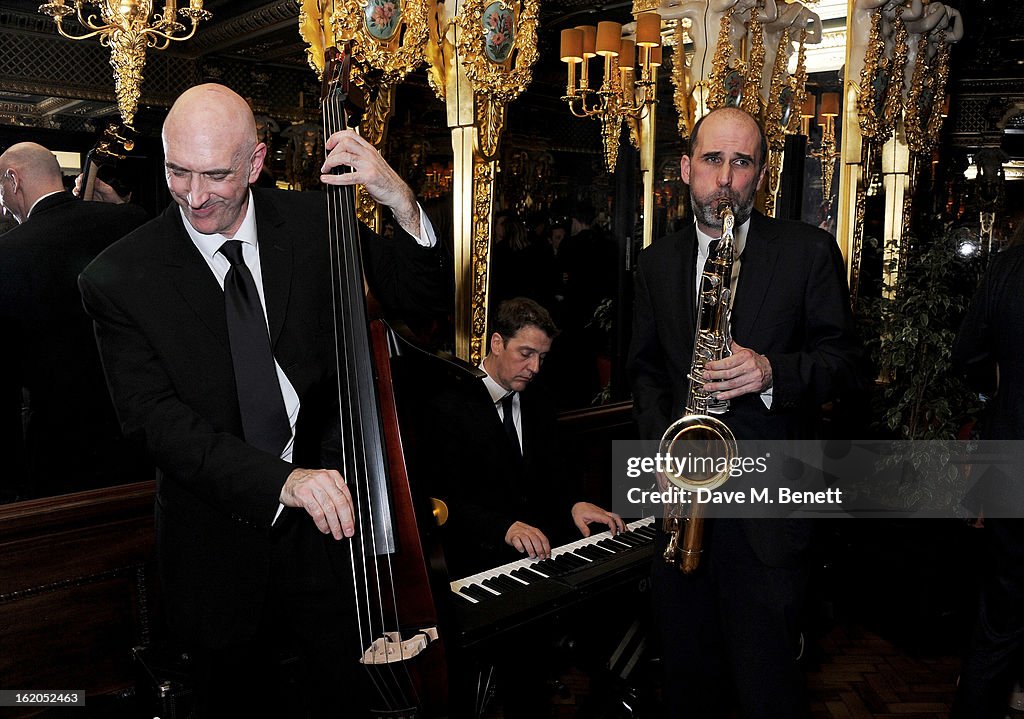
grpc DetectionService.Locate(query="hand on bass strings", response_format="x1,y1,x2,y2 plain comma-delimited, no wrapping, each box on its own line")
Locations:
505,521,552,559
280,468,356,539
320,129,420,236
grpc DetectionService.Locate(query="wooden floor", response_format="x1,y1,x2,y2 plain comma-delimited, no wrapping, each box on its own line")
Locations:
487,620,977,718
806,623,961,719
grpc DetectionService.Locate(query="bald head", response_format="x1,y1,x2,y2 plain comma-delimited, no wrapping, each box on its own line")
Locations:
162,83,266,237
0,142,66,224
688,107,768,172
163,84,258,152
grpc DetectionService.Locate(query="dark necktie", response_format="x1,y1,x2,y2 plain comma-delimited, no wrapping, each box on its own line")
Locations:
220,240,291,455
501,392,521,456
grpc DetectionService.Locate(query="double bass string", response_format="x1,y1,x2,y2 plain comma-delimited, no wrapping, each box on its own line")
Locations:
321,47,415,710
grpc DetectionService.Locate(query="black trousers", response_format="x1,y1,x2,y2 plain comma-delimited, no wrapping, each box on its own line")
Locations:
652,519,809,719
952,518,1024,719
187,518,363,718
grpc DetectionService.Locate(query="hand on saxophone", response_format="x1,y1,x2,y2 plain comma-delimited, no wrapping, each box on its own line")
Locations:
702,340,773,400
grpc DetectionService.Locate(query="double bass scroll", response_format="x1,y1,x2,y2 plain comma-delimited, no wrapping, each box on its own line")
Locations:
79,123,134,202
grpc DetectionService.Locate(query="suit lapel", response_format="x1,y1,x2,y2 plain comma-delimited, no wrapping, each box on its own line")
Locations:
160,206,229,349
252,191,293,347
654,227,697,351
732,212,779,343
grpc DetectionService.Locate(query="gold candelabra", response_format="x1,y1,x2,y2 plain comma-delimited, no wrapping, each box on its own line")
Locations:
38,0,212,127
811,92,840,206
560,13,661,172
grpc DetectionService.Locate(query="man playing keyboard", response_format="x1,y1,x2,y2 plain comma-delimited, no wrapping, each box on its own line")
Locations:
424,297,623,577
421,297,623,716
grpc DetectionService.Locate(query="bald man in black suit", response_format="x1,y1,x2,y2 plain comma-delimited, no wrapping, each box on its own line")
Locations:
0,142,150,499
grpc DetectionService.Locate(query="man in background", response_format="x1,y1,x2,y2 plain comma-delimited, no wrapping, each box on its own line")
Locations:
0,142,150,499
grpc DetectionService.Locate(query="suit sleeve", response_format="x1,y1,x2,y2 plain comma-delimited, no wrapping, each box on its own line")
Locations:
763,235,865,410
627,254,675,441
79,270,290,528
360,223,451,320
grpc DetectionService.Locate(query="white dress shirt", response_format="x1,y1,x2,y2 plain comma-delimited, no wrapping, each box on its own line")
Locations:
480,362,523,448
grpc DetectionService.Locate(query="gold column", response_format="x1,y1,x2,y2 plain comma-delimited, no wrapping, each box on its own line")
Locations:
634,0,659,249
428,0,538,363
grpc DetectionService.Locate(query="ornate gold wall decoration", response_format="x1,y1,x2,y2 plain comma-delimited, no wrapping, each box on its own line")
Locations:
904,32,950,155
741,13,765,117
433,0,539,362
672,22,695,138
857,4,907,143
707,7,737,111
299,0,428,226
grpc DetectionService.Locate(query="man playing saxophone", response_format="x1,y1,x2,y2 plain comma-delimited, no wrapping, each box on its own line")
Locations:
627,107,863,718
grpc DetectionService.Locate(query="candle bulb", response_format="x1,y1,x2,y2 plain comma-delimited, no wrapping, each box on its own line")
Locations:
596,21,622,57
560,28,583,62
191,0,203,9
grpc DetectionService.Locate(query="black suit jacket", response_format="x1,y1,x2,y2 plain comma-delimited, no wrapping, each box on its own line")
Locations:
628,212,863,565
953,244,1024,440
79,188,448,646
421,374,577,578
0,192,149,498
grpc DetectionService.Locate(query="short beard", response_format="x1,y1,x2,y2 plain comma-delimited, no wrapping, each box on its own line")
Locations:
690,185,757,232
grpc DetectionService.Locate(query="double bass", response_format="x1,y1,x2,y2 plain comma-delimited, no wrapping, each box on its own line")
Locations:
320,43,449,717
78,123,133,201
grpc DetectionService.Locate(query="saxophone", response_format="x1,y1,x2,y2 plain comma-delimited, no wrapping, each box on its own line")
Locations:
660,199,739,574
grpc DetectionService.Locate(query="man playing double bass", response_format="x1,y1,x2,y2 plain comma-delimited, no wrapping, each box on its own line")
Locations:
79,83,449,715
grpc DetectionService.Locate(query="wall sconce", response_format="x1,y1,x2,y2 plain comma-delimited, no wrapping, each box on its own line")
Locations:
39,0,211,127
561,12,661,171
799,94,816,138
811,92,840,201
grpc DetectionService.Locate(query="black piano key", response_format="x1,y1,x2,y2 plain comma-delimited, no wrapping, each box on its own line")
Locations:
612,532,644,547
481,578,506,595
489,575,523,592
510,568,538,584
493,575,523,592
534,559,564,576
574,545,607,561
632,525,657,540
517,566,550,581
596,538,628,552
461,584,497,602
555,553,589,570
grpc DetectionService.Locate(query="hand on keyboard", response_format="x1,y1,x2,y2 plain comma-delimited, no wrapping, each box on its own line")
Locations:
505,521,552,559
571,502,625,537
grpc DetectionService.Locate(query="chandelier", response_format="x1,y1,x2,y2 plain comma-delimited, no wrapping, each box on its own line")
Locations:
38,0,212,127
560,12,661,172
